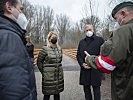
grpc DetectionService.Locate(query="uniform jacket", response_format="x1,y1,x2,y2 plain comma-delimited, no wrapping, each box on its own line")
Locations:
86,20,133,100
37,46,64,95
0,15,37,100
77,35,104,86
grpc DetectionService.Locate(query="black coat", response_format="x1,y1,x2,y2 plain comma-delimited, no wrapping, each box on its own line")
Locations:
77,35,104,86
0,15,37,100
26,44,34,58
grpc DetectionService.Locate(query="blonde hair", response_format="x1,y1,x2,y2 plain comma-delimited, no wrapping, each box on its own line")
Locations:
47,31,60,48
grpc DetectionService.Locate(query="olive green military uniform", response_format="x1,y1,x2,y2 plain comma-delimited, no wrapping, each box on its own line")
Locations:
37,46,64,95
86,20,133,100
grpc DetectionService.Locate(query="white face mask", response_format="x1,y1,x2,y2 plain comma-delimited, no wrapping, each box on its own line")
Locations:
86,31,93,37
17,13,28,30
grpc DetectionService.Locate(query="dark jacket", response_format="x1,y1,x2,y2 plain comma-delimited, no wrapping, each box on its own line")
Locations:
77,34,104,86
26,44,34,58
37,46,64,95
86,20,133,100
0,15,37,100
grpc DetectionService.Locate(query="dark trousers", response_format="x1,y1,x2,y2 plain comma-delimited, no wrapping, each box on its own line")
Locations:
83,85,101,100
43,94,60,100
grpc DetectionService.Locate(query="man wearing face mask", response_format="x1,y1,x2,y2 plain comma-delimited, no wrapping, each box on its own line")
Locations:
85,1,133,100
0,0,37,100
77,24,104,100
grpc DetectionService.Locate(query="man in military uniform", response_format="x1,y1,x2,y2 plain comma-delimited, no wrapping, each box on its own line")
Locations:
85,1,133,100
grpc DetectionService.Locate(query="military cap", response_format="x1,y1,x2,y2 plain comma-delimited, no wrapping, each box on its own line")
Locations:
112,1,133,18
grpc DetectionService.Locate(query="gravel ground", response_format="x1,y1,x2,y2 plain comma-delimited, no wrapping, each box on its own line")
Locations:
35,71,111,100
35,54,111,100
101,74,111,100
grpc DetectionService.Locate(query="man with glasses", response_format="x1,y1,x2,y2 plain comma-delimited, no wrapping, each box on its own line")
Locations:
0,0,37,100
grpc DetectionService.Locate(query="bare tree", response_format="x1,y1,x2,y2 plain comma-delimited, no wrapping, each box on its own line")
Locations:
82,0,101,34
108,0,133,12
55,14,71,45
80,15,101,33
108,0,133,5
32,6,54,44
21,2,55,45
63,22,85,48
42,6,54,35
21,0,35,34
83,0,99,22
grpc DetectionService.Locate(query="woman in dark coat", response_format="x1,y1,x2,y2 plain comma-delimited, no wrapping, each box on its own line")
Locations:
77,24,104,100
26,36,34,65
37,31,64,100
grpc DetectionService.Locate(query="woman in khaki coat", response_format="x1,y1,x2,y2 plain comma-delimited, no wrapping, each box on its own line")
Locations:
37,31,64,100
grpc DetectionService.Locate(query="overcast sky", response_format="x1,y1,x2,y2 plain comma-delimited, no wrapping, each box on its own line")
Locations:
27,0,109,22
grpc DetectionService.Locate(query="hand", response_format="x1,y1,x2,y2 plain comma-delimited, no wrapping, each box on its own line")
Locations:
82,63,90,69
84,51,90,61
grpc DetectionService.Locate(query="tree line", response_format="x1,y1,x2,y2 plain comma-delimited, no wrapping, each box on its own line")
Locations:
22,0,133,48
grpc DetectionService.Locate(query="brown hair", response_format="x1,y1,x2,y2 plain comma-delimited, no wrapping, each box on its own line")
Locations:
25,36,33,44
0,0,18,14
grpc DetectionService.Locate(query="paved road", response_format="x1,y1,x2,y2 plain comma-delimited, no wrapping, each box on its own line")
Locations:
35,54,111,100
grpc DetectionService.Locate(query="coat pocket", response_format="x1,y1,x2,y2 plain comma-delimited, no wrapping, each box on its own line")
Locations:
43,67,55,81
